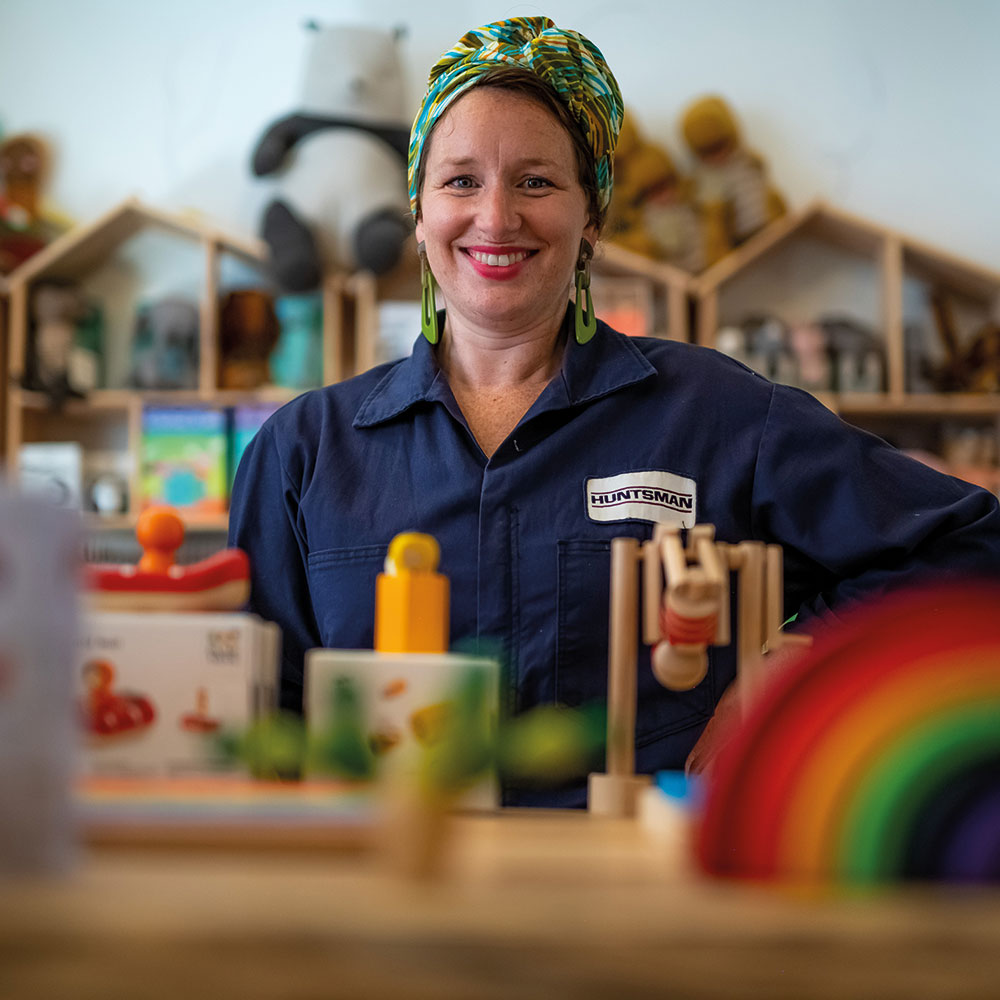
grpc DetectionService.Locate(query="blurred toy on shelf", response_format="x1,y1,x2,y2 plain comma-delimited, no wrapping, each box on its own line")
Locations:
680,95,786,257
607,112,709,272
19,281,89,407
17,441,84,510
717,313,884,393
0,133,70,274
250,21,411,290
218,289,280,390
925,288,1000,392
939,423,1000,494
818,315,885,393
129,297,200,390
270,292,324,388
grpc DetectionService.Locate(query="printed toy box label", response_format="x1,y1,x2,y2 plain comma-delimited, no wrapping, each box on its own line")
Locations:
305,649,499,810
77,612,279,778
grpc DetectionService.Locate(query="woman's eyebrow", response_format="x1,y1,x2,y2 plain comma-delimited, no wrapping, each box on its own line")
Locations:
433,155,565,169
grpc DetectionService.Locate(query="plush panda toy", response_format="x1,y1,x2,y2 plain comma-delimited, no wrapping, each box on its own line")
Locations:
251,22,412,291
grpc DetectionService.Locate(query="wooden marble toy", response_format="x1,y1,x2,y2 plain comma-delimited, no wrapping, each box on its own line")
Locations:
588,524,810,817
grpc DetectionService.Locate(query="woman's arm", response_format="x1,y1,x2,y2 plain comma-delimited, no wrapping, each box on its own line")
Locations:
228,423,321,714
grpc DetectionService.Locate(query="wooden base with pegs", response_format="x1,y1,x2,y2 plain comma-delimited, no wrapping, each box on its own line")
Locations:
588,524,811,816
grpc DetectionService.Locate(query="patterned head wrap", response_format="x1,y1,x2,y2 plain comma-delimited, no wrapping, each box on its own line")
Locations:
407,17,623,218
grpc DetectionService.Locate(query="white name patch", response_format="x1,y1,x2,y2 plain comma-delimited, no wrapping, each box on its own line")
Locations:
586,470,697,527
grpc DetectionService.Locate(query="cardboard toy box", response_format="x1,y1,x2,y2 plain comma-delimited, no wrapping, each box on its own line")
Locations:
306,649,499,810
76,611,280,778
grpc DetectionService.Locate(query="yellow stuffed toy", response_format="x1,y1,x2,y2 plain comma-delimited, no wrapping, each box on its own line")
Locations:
680,95,785,257
607,112,709,272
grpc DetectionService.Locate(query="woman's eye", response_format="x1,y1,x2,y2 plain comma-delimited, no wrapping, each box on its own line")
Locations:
524,176,553,189
446,176,476,189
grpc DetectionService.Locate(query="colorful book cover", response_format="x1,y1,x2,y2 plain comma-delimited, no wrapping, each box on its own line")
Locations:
140,407,228,514
228,402,281,492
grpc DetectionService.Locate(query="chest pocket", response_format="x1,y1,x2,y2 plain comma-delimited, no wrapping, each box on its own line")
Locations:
555,538,714,748
306,544,388,650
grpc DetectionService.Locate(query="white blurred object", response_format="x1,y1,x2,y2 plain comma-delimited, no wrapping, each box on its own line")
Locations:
0,480,80,874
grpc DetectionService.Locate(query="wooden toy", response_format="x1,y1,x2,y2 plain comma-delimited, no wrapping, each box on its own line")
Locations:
696,582,1000,884
374,531,449,654
83,506,250,612
588,524,810,817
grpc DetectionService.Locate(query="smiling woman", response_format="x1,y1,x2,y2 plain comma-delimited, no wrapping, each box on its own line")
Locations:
228,16,1000,808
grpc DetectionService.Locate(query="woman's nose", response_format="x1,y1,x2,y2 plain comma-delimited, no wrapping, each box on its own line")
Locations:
476,185,519,236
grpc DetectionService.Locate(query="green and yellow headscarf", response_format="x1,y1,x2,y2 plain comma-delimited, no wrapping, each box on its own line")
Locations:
407,17,624,217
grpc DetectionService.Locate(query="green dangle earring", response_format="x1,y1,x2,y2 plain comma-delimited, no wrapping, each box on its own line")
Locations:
418,242,440,345
574,239,597,345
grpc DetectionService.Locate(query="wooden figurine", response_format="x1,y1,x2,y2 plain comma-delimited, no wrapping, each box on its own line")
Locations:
588,524,811,817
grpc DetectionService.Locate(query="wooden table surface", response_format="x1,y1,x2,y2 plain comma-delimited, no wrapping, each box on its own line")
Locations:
2,809,999,999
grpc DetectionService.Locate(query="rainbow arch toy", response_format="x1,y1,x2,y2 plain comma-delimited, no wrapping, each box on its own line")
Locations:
696,583,1000,885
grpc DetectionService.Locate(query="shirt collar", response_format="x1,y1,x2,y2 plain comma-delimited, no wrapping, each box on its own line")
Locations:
353,305,656,429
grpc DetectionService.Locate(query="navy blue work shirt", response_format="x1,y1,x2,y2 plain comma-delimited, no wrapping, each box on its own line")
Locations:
229,308,1000,806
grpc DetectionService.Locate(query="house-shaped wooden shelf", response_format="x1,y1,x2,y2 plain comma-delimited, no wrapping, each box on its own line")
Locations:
2,197,286,526
691,199,1000,417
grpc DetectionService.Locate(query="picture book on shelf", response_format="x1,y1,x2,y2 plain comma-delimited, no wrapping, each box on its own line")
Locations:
140,407,227,515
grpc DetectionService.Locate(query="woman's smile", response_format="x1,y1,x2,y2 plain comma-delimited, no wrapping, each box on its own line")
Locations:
463,246,536,279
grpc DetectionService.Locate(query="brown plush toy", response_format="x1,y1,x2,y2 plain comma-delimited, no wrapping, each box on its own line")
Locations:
607,112,708,272
680,95,786,259
218,289,281,390
0,133,67,274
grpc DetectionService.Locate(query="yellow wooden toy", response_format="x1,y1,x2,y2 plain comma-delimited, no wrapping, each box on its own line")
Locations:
374,532,449,654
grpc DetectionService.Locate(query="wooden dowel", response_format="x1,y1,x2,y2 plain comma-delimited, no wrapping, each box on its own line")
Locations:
607,537,639,778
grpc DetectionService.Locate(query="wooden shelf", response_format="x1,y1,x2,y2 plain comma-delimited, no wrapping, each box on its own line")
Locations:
2,198,282,527
84,511,229,533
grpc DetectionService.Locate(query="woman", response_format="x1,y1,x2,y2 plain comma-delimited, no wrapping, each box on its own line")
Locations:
229,18,1000,806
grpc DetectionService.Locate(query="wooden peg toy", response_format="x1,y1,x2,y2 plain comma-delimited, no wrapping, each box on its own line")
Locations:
374,532,449,654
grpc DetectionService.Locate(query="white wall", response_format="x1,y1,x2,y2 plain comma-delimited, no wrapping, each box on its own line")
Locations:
2,0,998,270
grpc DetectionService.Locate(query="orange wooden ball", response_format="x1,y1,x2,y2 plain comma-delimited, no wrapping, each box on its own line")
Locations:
136,506,185,572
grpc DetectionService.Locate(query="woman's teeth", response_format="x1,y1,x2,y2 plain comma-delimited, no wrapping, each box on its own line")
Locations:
468,250,528,267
